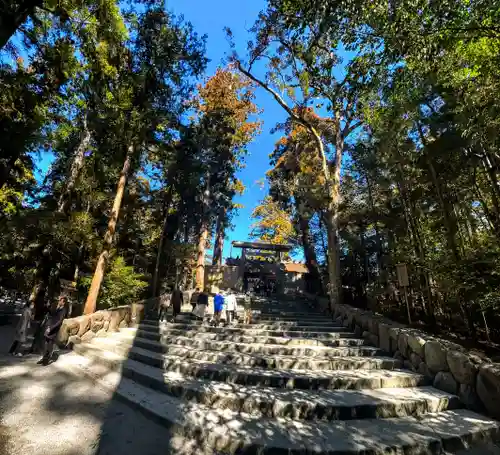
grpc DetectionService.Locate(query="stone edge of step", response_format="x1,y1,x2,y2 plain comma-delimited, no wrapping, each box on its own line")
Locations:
74,341,428,391
77,342,463,420
109,331,381,357
61,350,500,455
90,334,401,370
129,329,367,347
136,323,359,339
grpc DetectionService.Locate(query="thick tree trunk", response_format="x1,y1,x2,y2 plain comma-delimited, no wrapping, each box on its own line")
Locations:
151,189,173,297
323,207,341,310
0,0,42,50
296,206,323,294
195,226,208,290
212,208,225,266
83,146,133,314
323,122,344,310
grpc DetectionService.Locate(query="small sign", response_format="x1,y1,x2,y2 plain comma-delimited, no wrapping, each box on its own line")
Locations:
396,263,409,287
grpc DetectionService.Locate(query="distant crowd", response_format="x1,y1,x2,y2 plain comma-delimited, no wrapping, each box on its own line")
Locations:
156,287,241,327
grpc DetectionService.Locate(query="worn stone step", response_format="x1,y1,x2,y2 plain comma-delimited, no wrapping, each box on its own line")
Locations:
143,318,345,330
72,345,459,420
110,331,378,358
74,341,426,390
140,320,351,336
64,351,500,455
247,318,334,324
122,328,366,347
85,336,401,371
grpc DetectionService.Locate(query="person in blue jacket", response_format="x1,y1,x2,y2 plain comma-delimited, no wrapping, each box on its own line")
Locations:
213,290,225,327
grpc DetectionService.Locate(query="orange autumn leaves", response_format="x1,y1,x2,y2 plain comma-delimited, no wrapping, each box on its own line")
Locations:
192,67,262,157
269,119,329,209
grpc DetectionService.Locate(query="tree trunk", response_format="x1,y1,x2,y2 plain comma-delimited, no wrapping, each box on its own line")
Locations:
195,225,208,290
417,123,460,259
151,189,173,297
395,165,433,320
296,204,323,294
58,115,91,214
323,207,341,310
29,117,91,313
365,173,384,278
0,0,42,50
212,208,225,266
323,120,344,310
83,146,133,314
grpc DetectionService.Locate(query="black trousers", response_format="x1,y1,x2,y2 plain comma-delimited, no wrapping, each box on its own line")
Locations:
9,340,20,354
42,337,55,361
159,307,168,321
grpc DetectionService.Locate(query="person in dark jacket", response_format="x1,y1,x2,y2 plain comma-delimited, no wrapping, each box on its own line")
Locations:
38,294,68,365
192,288,208,321
170,286,184,322
190,288,200,312
29,301,51,355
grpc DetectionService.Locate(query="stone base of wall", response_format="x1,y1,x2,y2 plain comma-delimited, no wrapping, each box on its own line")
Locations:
303,292,500,420
57,298,156,348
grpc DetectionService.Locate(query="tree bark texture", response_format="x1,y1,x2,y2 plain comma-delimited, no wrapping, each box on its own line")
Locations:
83,145,133,314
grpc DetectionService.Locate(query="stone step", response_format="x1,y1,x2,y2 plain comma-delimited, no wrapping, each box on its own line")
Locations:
142,319,350,333
137,322,356,339
109,331,378,358
143,318,345,329
249,316,333,324
123,327,366,347
73,342,430,390
85,336,401,372
73,345,460,420
66,351,500,455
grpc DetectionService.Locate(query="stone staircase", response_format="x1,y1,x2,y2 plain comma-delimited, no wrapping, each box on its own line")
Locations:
66,297,500,454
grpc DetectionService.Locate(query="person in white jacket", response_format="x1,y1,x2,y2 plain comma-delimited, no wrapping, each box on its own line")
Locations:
225,289,237,325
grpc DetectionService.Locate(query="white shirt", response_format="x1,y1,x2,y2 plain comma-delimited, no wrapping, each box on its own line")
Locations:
225,294,237,311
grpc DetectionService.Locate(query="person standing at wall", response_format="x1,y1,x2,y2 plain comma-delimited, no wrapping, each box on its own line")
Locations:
9,302,32,356
38,294,68,365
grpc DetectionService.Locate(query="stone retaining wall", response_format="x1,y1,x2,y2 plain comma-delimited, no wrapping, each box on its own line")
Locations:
304,293,500,420
57,297,157,347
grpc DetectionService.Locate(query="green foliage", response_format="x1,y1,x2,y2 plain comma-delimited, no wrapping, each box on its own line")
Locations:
81,255,147,308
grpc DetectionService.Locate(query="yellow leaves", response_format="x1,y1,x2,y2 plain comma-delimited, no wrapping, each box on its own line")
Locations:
250,196,297,245
231,178,246,195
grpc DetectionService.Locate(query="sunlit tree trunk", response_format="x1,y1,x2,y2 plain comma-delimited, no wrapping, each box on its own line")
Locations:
195,226,208,290
83,145,133,314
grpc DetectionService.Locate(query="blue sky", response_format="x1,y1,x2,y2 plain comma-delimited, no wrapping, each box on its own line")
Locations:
166,0,288,259
33,0,290,260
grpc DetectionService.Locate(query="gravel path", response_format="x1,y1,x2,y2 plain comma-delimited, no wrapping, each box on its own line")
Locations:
0,354,177,455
